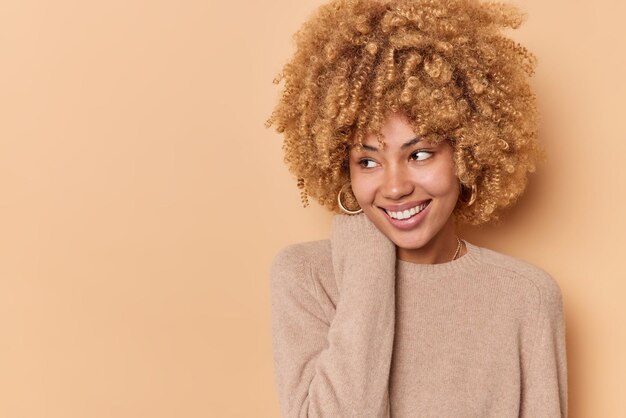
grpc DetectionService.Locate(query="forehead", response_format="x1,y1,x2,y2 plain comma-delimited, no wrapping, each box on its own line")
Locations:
352,112,421,148
351,136,421,152
375,112,417,139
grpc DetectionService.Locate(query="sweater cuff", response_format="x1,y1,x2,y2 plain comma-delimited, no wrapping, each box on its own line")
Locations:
330,213,395,255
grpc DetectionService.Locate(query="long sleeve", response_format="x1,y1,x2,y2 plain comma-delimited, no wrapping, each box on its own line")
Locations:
269,213,396,417
520,274,569,417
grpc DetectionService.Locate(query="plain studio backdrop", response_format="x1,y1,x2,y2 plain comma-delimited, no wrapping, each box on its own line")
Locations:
0,0,624,416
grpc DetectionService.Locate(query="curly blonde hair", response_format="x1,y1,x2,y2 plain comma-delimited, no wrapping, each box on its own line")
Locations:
265,0,544,225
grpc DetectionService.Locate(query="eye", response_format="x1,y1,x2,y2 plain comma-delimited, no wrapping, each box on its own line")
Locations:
411,150,433,161
358,158,378,169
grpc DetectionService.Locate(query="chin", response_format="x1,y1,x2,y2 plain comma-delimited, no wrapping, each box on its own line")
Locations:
390,236,430,250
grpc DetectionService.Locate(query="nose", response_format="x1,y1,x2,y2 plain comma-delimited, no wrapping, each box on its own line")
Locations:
381,164,414,200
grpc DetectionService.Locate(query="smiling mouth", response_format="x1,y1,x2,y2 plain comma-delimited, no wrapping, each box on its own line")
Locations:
381,200,432,220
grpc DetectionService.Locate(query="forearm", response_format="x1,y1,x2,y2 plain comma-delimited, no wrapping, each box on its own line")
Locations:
270,214,396,417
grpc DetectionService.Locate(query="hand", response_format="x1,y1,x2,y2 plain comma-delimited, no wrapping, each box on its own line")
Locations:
330,212,396,291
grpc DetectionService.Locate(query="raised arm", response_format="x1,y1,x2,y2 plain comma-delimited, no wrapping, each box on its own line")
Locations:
269,213,396,417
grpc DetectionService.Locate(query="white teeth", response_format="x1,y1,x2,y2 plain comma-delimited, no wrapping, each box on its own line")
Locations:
386,201,429,220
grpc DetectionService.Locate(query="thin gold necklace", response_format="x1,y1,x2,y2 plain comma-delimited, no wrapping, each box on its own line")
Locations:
451,236,462,261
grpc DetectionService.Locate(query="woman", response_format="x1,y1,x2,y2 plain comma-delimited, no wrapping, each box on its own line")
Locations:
266,0,568,416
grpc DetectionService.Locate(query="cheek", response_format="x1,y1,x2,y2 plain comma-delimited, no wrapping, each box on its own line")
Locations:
349,172,376,203
350,175,375,201
419,165,459,197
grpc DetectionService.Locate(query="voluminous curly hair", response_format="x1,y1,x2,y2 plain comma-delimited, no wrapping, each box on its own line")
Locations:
265,0,544,225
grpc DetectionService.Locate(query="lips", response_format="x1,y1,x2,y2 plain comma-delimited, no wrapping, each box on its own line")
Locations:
384,200,431,220
379,199,432,213
379,199,432,231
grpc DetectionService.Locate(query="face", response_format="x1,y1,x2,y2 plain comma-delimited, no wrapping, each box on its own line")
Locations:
348,112,460,257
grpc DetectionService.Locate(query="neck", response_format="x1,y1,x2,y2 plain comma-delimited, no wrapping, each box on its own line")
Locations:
397,216,465,265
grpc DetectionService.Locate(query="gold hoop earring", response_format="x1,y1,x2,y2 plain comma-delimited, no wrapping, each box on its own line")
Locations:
337,182,363,215
459,183,477,207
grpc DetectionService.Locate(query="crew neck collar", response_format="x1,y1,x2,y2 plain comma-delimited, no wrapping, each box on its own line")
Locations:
396,240,482,279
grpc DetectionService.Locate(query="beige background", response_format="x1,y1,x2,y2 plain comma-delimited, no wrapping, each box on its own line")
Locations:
0,0,624,416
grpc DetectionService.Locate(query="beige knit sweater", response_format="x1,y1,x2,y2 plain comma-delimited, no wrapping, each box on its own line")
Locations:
269,213,568,417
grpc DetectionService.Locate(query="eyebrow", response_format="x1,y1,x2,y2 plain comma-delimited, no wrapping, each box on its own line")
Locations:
359,136,421,152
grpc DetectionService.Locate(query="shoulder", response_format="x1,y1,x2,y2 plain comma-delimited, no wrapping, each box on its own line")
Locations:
474,244,564,311
271,239,331,271
270,239,332,286
269,239,336,320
